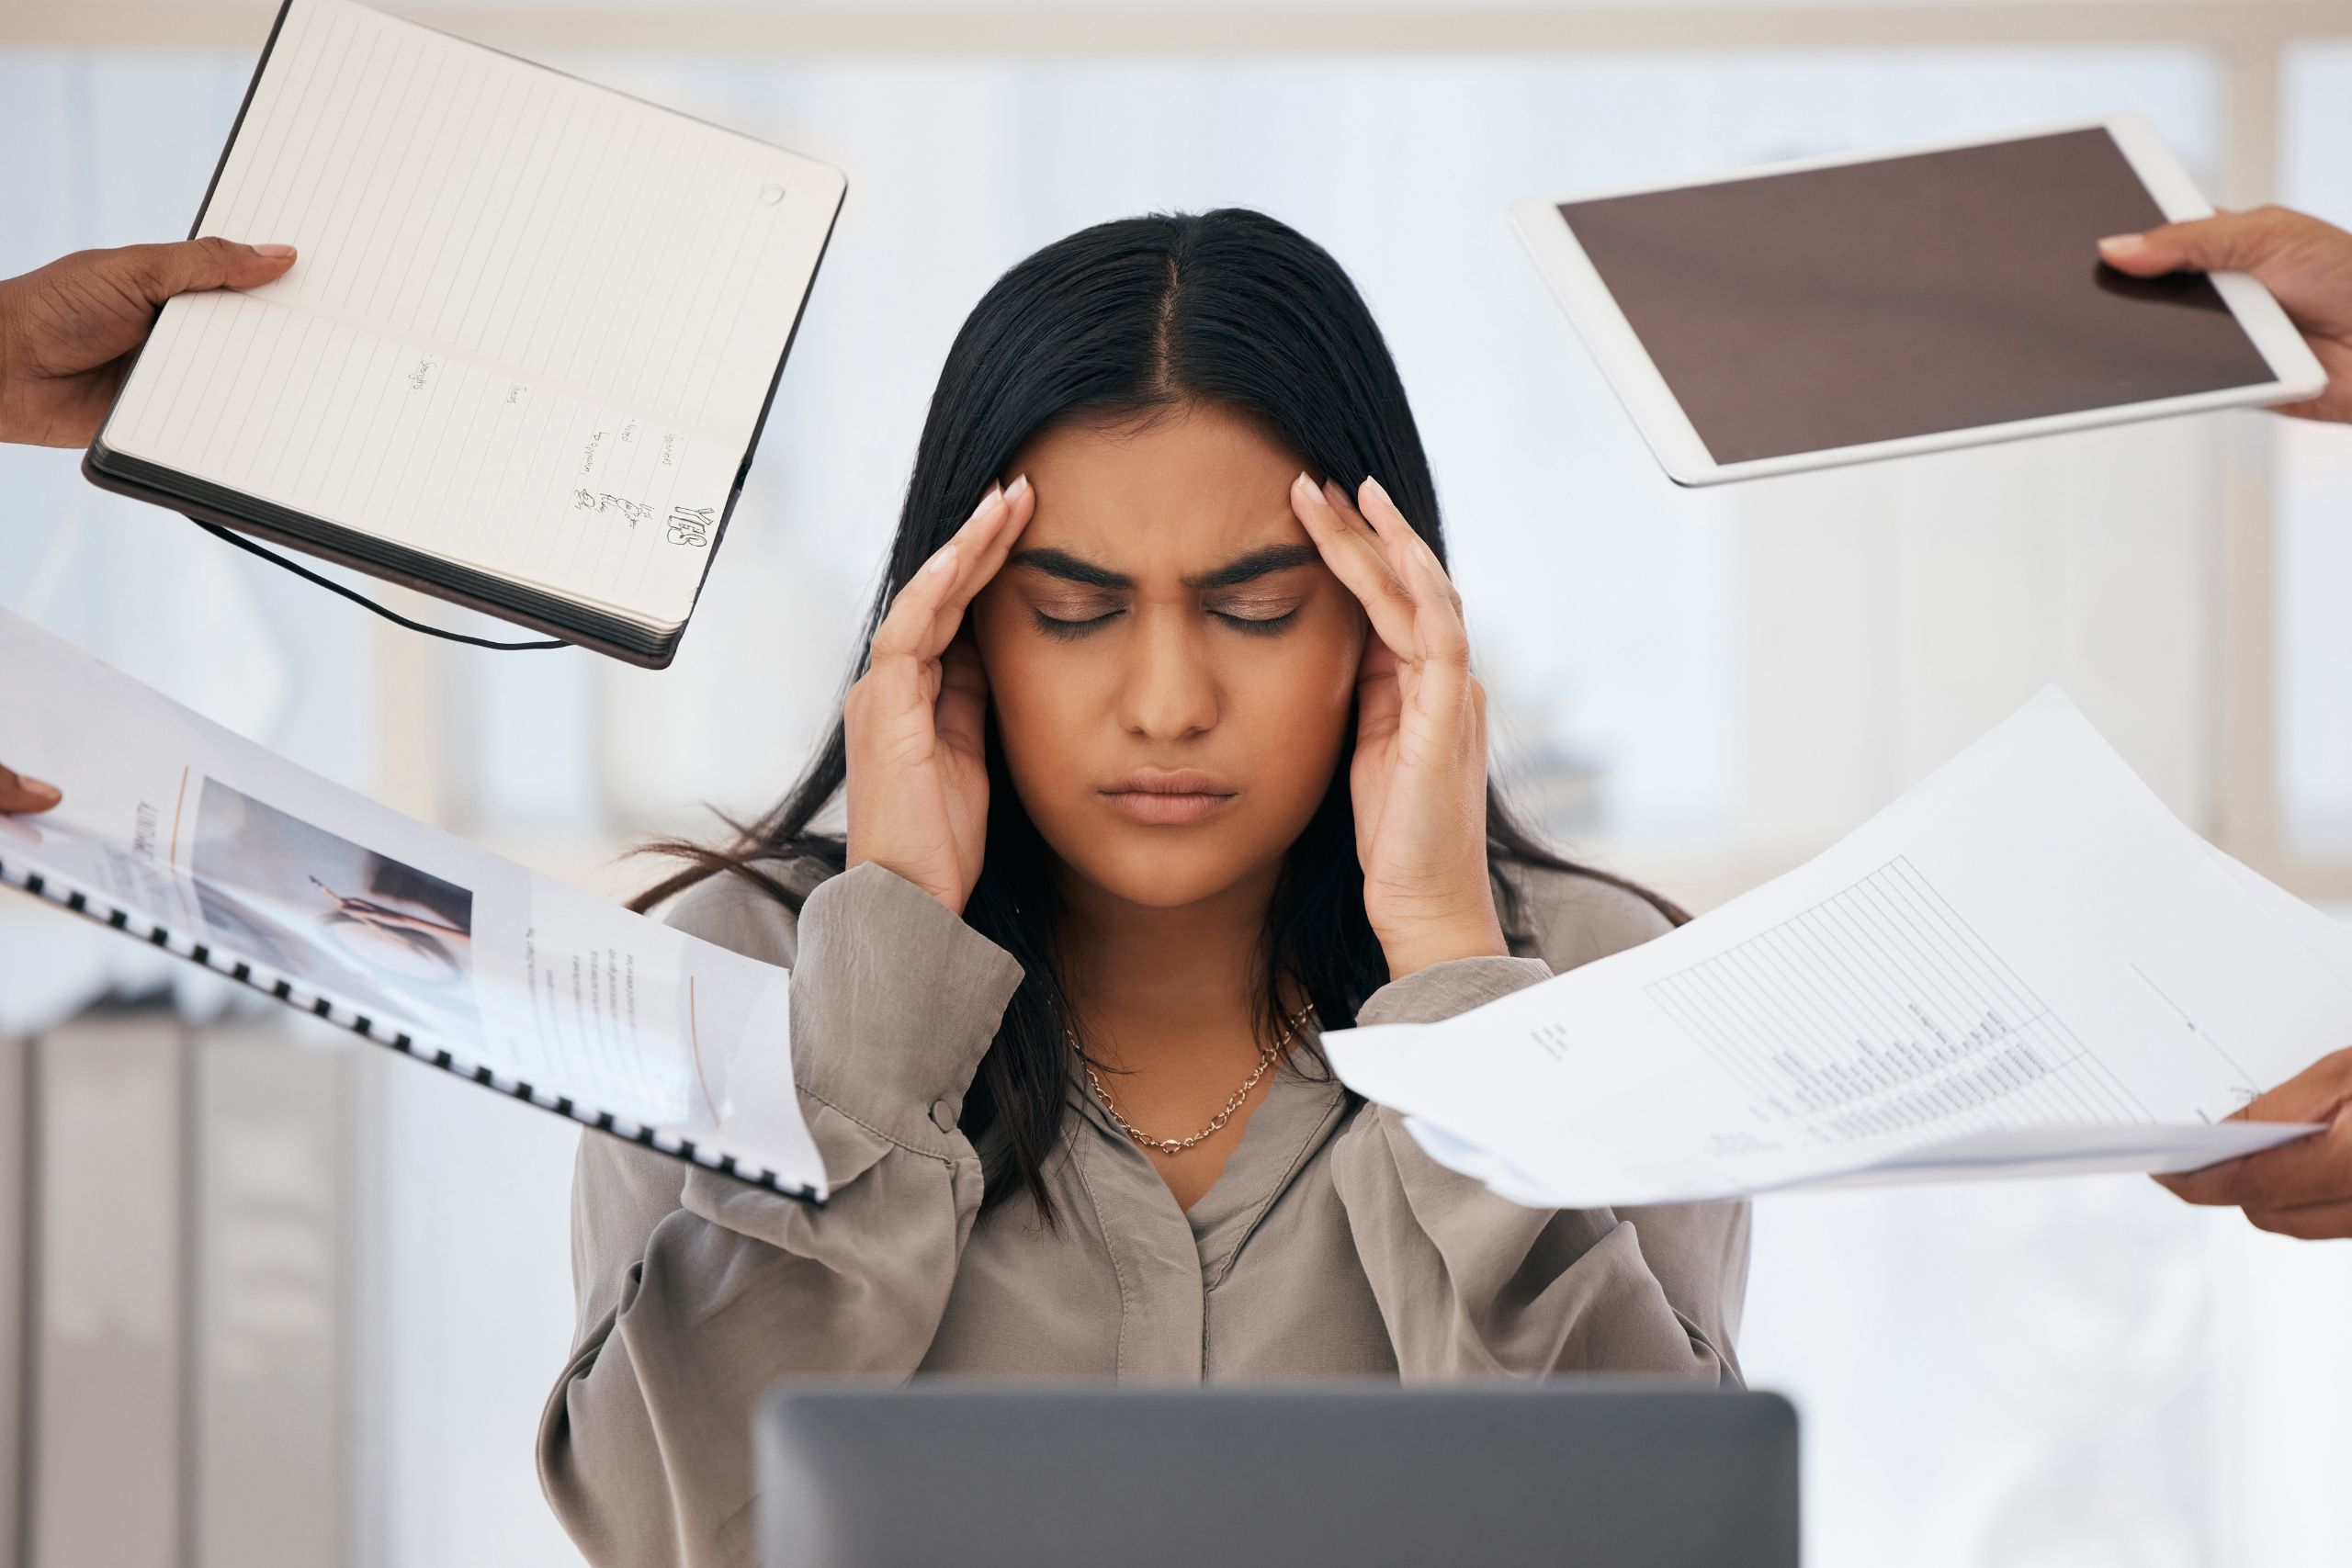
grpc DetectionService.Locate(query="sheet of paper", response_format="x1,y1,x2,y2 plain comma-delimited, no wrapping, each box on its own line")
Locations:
101,0,842,626
2209,842,2352,996
1324,689,2336,1207
0,607,825,1198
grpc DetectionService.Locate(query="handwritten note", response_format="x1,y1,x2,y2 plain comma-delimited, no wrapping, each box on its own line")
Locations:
101,0,842,627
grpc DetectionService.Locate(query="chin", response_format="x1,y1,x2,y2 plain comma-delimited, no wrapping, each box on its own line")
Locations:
1063,829,1270,910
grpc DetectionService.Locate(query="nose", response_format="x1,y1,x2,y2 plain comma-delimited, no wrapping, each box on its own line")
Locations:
1115,608,1218,741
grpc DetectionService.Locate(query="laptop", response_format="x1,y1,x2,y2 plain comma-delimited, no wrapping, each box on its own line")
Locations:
756,1382,1798,1567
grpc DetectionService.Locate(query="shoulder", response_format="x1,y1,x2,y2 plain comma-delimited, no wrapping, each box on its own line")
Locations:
658,856,838,968
1497,859,1676,976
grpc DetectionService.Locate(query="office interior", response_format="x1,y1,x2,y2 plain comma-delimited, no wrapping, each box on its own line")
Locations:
1,1,2349,1564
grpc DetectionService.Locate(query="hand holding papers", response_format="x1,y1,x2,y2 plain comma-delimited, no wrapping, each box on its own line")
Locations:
0,608,825,1200
1323,691,2341,1208
2155,1043,2352,1238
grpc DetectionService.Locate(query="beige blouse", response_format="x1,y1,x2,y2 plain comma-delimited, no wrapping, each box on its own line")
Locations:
538,858,1751,1568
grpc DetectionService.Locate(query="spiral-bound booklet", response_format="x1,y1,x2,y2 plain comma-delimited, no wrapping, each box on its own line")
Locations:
0,609,826,1201
84,0,847,666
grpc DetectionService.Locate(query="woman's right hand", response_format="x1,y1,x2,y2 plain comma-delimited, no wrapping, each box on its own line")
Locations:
0,764,60,815
843,476,1035,915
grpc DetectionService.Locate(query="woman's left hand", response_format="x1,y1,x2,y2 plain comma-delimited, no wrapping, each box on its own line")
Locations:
1292,472,1509,980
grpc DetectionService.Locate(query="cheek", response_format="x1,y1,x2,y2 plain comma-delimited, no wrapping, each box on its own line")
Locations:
1252,606,1363,732
969,595,1090,779
1219,611,1363,788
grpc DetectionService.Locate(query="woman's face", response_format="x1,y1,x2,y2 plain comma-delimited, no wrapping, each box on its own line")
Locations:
969,402,1368,910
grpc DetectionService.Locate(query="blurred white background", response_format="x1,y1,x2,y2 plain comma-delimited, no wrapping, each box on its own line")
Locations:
2,2,2350,1566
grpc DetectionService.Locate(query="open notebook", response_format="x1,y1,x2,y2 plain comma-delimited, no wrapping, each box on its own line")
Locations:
85,0,846,667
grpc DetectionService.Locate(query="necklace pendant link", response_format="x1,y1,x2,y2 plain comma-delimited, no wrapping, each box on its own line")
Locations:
1074,1003,1316,1158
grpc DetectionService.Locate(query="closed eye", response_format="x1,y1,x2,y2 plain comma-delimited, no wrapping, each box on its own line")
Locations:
1031,607,1122,641
1215,606,1300,636
1027,602,1305,640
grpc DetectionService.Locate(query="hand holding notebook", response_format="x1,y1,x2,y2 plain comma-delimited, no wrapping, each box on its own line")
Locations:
0,237,296,447
85,0,846,664
0,606,827,1201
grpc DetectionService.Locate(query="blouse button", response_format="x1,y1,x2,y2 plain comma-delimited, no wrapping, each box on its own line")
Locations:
929,1099,956,1133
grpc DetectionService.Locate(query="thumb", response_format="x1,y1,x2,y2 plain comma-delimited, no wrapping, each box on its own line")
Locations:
2224,1045,2352,1127
933,636,990,757
0,763,62,815
2097,207,2295,278
107,236,297,305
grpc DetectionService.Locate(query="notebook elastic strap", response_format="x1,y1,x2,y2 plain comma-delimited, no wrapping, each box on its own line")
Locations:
194,522,568,651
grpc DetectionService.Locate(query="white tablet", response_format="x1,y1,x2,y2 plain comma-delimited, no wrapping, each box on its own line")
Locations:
1510,117,2327,486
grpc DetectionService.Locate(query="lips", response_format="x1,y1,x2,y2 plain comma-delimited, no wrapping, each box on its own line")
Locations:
1099,768,1238,826
1103,768,1235,796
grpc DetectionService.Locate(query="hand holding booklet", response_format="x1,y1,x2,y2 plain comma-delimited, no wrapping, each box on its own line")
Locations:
1323,691,2342,1208
0,609,826,1201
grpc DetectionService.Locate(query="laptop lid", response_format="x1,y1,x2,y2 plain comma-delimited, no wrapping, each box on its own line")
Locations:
756,1382,1797,1568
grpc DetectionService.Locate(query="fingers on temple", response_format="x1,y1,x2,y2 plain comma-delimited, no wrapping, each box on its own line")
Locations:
1321,479,1410,590
1352,477,1470,676
966,472,1036,596
1355,479,1458,600
1293,472,1418,658
872,478,1033,667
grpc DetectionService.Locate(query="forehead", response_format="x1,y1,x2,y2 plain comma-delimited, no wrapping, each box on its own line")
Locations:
1011,403,1307,572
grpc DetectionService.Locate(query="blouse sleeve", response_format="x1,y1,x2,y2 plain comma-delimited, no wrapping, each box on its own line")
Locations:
537,862,1025,1568
1328,869,1750,1384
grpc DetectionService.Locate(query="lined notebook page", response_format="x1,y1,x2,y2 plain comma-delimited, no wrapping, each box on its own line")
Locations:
104,0,841,628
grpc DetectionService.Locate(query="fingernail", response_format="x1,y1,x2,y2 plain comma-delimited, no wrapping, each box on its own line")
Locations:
1362,475,1395,508
1005,473,1030,502
925,543,957,576
2097,233,2145,257
254,243,296,259
19,777,61,806
1292,471,1321,502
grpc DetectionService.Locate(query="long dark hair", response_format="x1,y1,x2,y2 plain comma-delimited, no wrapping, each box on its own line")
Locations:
634,209,1681,1218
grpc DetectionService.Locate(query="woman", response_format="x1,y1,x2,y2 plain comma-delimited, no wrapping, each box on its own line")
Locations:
537,209,1748,1567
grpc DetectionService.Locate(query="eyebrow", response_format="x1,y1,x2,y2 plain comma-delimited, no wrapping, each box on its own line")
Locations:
1010,543,1321,592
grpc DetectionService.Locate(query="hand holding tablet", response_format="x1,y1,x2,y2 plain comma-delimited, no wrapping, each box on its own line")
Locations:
1512,117,2330,485
2098,204,2352,426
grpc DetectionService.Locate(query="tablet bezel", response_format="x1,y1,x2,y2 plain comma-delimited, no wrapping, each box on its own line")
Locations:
1509,114,2329,487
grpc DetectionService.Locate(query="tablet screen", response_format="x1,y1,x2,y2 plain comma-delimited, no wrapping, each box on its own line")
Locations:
1557,127,2277,465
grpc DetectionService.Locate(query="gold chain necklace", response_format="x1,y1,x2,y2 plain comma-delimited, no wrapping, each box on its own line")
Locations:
1073,1004,1317,1157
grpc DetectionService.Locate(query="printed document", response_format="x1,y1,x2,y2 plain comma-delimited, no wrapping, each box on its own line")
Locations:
1325,690,2339,1207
